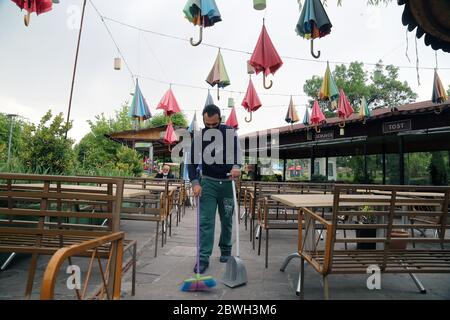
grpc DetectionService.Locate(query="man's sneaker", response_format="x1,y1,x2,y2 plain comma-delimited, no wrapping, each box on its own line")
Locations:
219,253,231,263
193,261,209,274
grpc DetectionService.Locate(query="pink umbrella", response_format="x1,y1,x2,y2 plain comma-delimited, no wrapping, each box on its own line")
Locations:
163,122,178,151
157,88,181,116
11,0,53,26
242,78,262,122
225,107,239,129
337,89,354,128
249,20,283,89
310,99,326,132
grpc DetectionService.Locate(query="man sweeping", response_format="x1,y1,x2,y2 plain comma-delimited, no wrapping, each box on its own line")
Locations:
188,104,242,274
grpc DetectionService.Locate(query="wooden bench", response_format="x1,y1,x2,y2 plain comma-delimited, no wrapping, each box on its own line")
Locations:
297,184,450,299
0,173,137,300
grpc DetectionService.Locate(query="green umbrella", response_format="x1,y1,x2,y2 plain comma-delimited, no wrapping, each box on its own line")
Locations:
206,49,230,100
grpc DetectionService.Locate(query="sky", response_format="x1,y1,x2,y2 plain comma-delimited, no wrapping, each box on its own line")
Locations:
0,0,449,144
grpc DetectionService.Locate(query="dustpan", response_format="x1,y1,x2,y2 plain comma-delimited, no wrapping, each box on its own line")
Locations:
221,179,247,288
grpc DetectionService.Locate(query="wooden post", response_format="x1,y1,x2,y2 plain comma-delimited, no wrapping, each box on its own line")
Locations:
364,143,368,183
282,158,287,181
382,142,386,185
310,147,315,179
325,149,329,181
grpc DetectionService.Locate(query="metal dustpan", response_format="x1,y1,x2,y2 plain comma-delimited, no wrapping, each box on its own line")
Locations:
222,180,247,288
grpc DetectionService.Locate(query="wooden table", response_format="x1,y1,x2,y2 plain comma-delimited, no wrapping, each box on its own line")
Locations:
357,189,445,198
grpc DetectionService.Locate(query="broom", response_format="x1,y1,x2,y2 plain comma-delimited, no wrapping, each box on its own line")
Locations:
180,196,216,291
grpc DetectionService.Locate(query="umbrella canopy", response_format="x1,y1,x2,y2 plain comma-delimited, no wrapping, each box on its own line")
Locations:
157,88,181,116
310,100,326,131
163,122,178,146
183,0,222,46
285,96,300,125
359,96,371,123
295,0,332,58
129,79,151,120
12,0,53,26
303,106,311,126
337,89,354,121
225,107,239,129
242,78,262,122
319,62,339,109
188,112,200,134
206,50,230,100
432,69,448,104
204,90,215,107
249,21,283,89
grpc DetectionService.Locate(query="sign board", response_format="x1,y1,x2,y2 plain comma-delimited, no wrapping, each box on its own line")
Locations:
382,119,411,134
135,142,152,148
315,131,334,141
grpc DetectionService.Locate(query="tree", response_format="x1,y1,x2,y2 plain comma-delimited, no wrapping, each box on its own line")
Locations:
303,61,417,116
428,152,448,186
0,113,27,165
19,110,75,175
147,112,188,128
74,103,143,177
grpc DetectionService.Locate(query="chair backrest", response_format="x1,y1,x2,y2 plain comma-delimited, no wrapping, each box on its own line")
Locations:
0,173,124,247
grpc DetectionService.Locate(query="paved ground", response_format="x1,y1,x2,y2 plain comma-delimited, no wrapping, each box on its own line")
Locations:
1,204,449,300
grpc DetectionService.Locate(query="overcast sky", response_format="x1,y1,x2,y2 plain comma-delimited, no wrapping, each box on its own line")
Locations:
1,0,448,143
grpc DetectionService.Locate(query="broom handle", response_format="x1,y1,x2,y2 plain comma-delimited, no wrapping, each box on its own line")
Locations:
196,196,200,274
231,180,239,257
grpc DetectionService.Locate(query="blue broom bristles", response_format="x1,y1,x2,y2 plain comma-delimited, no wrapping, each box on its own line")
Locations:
180,274,217,292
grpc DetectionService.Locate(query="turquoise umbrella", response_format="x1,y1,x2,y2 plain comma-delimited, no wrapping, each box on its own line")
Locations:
129,79,151,128
183,0,222,46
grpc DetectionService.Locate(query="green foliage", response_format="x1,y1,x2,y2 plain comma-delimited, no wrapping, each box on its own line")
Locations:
311,174,328,183
74,104,143,177
0,113,27,165
303,61,417,116
147,112,188,128
428,152,448,186
18,110,75,175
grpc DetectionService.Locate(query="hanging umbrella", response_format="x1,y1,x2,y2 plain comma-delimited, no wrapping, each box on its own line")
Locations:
204,90,215,108
157,88,181,116
206,49,230,100
242,78,262,122
129,79,152,128
188,112,200,134
163,122,178,151
319,61,339,109
225,107,239,129
303,106,311,126
337,89,354,135
310,99,326,133
432,69,448,108
183,0,222,46
295,0,332,58
337,89,354,126
249,20,283,89
359,96,371,124
285,96,299,127
11,0,53,26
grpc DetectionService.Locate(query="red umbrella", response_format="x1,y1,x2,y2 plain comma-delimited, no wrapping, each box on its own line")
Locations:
296,165,302,170
249,20,283,89
163,122,178,151
225,107,239,129
310,99,326,132
337,89,354,127
11,0,53,26
242,78,262,122
157,88,181,116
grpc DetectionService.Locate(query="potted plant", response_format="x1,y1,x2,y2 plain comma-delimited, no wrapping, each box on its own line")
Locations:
356,205,377,250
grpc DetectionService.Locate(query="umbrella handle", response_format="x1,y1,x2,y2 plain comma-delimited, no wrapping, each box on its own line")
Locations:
338,122,345,128
245,112,253,123
217,86,220,101
434,106,442,115
190,26,203,46
311,39,321,59
24,11,31,27
263,73,273,89
314,126,321,133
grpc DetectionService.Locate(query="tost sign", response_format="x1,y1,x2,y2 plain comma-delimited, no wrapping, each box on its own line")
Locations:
315,131,334,141
382,119,411,134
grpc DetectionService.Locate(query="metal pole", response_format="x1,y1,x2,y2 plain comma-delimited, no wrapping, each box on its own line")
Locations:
399,136,405,185
7,114,18,168
65,0,87,139
282,158,287,181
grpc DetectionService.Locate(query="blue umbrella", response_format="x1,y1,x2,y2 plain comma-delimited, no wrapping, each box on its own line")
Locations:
184,0,222,46
204,90,215,107
303,106,310,126
129,79,151,120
